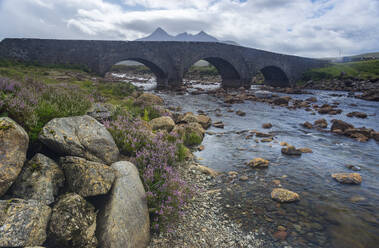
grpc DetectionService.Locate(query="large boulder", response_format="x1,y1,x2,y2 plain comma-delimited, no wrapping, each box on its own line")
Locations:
11,153,65,205
48,193,97,248
60,156,115,197
0,117,29,196
39,115,119,165
0,199,51,247
97,161,150,248
149,116,175,132
135,93,164,106
179,112,198,124
172,122,205,140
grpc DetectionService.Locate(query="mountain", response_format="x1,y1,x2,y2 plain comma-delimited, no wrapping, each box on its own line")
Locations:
136,27,173,41
136,27,239,45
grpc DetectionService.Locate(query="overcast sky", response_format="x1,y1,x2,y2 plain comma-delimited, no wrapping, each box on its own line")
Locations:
0,0,378,58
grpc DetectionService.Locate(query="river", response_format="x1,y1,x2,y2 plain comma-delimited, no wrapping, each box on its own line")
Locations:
115,73,379,248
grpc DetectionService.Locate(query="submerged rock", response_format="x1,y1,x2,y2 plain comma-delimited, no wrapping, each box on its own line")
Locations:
0,117,29,197
236,110,246,116
39,115,119,165
299,147,313,153
0,199,51,247
60,156,115,197
332,173,362,185
262,123,272,129
11,153,65,205
149,116,175,132
271,188,300,203
97,161,150,248
48,193,97,248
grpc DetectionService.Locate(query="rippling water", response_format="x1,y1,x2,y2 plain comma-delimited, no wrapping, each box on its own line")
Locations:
119,73,379,247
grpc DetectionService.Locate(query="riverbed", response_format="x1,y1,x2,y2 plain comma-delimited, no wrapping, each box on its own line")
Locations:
117,73,379,248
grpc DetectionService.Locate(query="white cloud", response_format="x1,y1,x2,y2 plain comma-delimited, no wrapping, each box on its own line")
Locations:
0,0,378,57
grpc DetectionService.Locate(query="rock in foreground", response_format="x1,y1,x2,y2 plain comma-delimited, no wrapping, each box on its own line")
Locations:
48,193,97,248
271,188,300,203
332,173,362,185
0,199,51,247
60,156,115,197
97,161,150,248
0,117,29,197
11,153,65,205
39,115,119,164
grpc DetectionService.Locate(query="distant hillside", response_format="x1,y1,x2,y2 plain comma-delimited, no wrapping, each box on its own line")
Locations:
323,52,379,63
136,27,239,45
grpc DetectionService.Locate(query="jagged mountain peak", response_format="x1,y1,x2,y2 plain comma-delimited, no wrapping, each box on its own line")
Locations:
136,28,239,45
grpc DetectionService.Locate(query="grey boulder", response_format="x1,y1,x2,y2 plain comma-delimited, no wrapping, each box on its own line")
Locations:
97,161,150,248
11,153,65,205
39,115,119,164
0,117,29,197
60,156,115,197
48,193,97,248
0,198,51,247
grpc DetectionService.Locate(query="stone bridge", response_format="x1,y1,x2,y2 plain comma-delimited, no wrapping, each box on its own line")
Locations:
0,38,327,88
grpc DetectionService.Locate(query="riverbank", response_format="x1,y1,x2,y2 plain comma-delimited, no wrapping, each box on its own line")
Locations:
117,71,378,248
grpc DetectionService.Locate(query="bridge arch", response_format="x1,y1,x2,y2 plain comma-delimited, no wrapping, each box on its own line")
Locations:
258,65,290,87
182,50,250,88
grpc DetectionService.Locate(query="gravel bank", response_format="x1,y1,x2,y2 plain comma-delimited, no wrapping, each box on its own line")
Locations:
148,161,265,248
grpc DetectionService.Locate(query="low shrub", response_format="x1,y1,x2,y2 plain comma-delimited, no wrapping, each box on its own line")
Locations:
105,116,194,231
0,77,92,141
183,131,203,147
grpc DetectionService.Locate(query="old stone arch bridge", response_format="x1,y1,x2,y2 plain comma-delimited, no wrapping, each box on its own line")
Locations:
0,38,327,88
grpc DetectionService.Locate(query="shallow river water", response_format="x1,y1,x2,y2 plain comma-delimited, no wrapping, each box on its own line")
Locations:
120,74,379,248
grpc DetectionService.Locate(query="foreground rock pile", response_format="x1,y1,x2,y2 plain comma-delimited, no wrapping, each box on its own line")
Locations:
0,116,150,248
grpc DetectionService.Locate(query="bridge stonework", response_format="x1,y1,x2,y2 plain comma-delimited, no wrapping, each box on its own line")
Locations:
0,38,327,88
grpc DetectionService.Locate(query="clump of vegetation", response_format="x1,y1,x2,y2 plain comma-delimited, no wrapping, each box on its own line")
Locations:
186,65,219,77
0,61,197,232
183,131,203,147
111,64,152,75
302,59,379,82
0,77,92,141
106,116,194,232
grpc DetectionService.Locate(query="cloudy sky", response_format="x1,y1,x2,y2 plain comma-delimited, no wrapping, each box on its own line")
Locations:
0,0,378,58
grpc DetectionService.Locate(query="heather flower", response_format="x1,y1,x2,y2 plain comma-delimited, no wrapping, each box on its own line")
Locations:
106,114,195,231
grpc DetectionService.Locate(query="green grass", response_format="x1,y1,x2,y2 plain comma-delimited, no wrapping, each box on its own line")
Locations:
186,65,219,77
302,59,379,82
